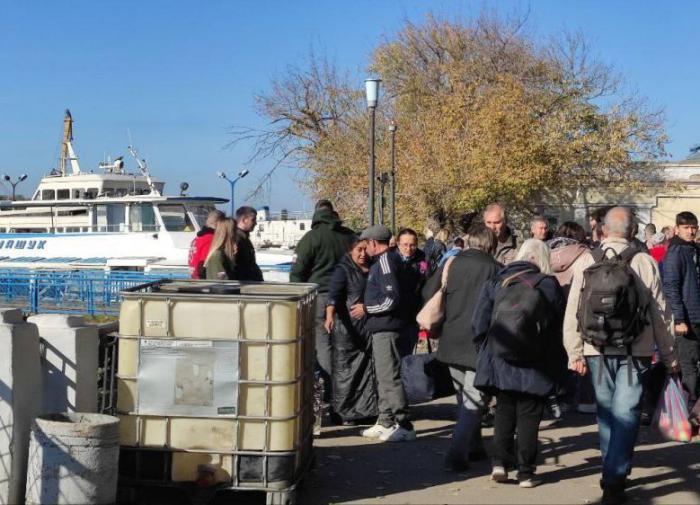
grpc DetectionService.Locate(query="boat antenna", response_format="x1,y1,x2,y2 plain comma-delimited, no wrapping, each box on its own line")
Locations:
127,144,160,196
59,109,81,176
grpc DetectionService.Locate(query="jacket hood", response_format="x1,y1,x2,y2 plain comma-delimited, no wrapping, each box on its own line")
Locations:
497,260,541,279
311,209,343,229
197,226,215,237
550,243,588,273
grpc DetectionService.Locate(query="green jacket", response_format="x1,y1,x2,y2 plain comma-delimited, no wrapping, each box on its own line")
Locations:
205,249,236,280
290,209,355,291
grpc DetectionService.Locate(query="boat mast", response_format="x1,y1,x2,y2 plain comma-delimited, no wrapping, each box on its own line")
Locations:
128,145,161,196
59,109,81,175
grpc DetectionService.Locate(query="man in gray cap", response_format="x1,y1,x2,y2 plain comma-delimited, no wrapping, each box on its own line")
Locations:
359,224,416,442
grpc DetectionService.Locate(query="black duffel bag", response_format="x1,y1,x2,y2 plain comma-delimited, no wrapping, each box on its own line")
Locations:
401,351,453,405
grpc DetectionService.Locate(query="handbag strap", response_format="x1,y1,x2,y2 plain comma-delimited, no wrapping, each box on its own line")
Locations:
439,256,456,292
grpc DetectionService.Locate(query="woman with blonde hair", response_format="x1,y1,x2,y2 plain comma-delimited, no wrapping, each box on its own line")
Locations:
472,238,566,488
205,217,238,280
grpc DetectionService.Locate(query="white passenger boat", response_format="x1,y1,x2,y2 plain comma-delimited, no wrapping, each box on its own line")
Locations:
0,110,293,277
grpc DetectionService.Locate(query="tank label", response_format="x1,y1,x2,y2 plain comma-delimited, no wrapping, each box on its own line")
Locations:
137,339,239,417
145,319,166,329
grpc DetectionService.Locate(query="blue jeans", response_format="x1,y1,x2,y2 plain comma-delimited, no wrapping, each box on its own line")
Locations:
446,366,484,462
586,355,651,488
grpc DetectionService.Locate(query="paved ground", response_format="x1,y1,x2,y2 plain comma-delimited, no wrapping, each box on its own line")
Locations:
299,397,700,504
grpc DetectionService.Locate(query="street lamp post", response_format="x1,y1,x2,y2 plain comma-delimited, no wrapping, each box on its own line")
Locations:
3,174,28,201
365,78,381,226
217,169,250,216
388,122,397,233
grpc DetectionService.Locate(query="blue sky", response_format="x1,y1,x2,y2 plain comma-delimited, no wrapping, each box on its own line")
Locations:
1,1,698,210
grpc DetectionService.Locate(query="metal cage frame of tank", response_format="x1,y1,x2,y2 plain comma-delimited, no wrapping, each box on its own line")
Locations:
104,279,317,504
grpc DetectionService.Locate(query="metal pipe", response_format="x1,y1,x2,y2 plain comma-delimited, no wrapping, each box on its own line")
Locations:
368,106,376,226
389,122,397,233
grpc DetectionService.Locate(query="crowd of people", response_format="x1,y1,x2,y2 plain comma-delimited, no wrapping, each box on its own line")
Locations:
188,199,700,505
289,200,700,505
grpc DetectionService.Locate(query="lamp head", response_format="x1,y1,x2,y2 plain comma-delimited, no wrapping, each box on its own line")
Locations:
3,175,10,182
388,122,397,133
19,174,28,182
238,169,250,178
364,78,381,108
216,171,227,179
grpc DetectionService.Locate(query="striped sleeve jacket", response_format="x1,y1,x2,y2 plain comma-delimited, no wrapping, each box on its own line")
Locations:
364,250,405,333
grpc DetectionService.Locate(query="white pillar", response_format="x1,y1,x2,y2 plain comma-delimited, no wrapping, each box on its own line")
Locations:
28,314,99,414
0,308,41,505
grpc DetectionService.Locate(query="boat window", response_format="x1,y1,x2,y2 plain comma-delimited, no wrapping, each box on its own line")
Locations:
57,189,70,200
299,223,305,231
0,227,6,233
73,189,82,199
187,204,216,229
12,228,48,233
116,188,128,197
85,188,98,199
129,203,158,232
42,189,55,200
158,204,194,232
95,204,126,232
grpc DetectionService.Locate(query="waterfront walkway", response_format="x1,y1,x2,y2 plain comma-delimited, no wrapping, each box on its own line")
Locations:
301,396,700,504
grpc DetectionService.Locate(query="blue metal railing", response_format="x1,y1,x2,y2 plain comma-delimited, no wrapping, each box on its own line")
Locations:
0,269,188,316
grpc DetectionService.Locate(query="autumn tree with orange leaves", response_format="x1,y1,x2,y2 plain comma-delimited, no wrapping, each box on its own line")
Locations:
231,14,667,230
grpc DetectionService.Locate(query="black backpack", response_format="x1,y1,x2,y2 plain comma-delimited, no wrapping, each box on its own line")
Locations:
576,247,649,349
488,271,550,364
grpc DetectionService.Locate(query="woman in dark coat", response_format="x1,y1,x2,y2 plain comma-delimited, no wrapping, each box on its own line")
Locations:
324,237,378,424
422,222,500,471
472,239,566,488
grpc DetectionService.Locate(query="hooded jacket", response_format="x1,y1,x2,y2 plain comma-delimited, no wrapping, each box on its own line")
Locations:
188,227,215,279
663,236,700,325
290,209,355,291
549,240,589,292
471,261,567,397
422,248,500,370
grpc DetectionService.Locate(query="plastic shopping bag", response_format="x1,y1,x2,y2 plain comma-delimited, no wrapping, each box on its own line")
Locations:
653,376,692,443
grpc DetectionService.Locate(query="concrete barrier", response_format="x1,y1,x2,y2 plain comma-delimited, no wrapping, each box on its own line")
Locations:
28,314,99,414
25,413,120,505
0,308,41,505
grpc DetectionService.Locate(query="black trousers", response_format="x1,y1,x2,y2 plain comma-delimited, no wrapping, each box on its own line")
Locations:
677,334,700,406
492,390,545,478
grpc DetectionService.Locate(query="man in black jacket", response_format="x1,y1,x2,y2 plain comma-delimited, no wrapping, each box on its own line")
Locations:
361,224,416,442
422,223,500,471
663,211,700,406
234,206,264,281
396,228,427,357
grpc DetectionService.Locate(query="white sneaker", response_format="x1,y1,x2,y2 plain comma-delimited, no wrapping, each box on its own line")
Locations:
379,424,417,442
491,466,508,483
577,403,597,414
361,423,389,439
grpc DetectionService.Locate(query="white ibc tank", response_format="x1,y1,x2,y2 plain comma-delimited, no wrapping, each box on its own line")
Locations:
28,314,99,413
0,307,41,505
25,413,120,505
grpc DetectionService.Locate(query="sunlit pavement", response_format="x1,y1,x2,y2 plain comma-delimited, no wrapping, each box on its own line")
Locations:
301,396,700,505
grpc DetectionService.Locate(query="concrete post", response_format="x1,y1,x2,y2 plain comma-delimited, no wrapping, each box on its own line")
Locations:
28,314,99,414
25,413,120,505
0,308,41,505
